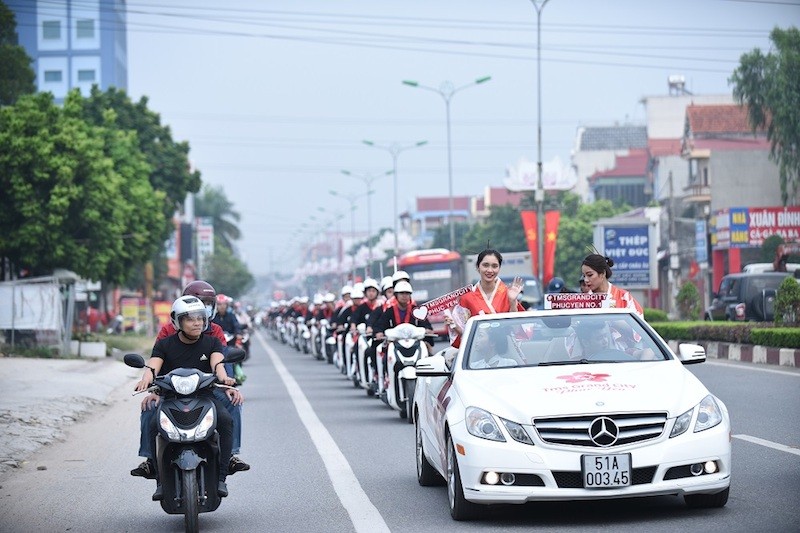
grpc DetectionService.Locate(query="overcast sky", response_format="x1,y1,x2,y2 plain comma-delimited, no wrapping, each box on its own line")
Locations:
126,0,799,276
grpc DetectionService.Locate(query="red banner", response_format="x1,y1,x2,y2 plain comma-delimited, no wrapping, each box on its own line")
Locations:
520,211,539,276
521,210,560,280
544,210,560,284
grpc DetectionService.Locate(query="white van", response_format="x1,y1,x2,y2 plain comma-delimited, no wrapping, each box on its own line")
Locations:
742,262,800,274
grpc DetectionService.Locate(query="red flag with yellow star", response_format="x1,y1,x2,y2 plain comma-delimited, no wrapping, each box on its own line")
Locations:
520,211,539,276
544,210,560,284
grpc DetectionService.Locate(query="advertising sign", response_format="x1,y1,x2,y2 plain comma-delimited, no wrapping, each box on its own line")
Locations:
196,217,214,278
601,225,652,288
695,219,708,264
711,206,800,250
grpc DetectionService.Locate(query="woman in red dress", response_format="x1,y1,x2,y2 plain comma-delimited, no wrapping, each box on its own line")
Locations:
446,248,524,347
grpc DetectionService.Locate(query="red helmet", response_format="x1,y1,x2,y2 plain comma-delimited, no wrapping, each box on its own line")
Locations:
184,280,217,319
216,293,229,305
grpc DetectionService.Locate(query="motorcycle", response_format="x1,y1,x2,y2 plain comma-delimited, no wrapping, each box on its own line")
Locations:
296,316,312,354
354,323,378,396
381,324,431,422
319,319,337,364
124,348,245,533
222,332,247,385
309,318,324,360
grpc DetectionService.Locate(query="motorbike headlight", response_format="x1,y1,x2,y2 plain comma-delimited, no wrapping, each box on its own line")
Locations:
466,407,505,442
670,407,693,438
194,409,216,440
500,417,534,445
159,410,181,440
694,395,723,433
171,374,200,395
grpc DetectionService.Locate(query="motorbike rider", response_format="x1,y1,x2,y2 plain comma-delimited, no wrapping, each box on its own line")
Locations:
132,282,250,482
374,281,434,351
133,296,236,499
350,279,382,380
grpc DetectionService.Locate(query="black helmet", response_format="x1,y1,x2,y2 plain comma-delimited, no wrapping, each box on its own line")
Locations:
547,277,565,293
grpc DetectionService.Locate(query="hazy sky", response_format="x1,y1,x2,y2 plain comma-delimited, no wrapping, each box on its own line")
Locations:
126,0,799,276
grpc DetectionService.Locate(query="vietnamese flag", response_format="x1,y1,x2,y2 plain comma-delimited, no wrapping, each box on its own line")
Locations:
520,211,538,276
544,210,560,284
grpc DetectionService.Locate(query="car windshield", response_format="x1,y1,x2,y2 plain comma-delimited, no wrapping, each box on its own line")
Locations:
464,313,666,369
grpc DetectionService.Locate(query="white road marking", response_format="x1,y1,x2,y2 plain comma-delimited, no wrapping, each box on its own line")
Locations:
703,360,800,378
255,331,391,533
733,434,800,457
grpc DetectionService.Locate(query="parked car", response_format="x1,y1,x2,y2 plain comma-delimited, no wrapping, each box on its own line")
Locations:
742,262,800,274
413,309,730,520
705,272,794,321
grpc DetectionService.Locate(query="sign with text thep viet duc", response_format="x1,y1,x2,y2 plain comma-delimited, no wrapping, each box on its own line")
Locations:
594,220,656,290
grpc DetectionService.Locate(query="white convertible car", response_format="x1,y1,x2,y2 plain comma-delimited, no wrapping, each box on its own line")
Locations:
413,308,731,520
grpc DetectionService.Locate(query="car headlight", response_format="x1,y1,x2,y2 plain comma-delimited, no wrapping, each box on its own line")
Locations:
670,394,723,438
694,395,723,433
466,407,505,442
500,417,534,445
171,374,200,395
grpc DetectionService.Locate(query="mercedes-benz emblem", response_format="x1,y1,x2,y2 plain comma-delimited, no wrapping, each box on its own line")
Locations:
589,417,619,447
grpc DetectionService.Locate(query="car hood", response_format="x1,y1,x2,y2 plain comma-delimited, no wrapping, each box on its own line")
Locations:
453,361,710,422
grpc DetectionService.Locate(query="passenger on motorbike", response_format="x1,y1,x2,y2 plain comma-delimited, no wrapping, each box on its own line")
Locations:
133,283,250,484
132,296,237,499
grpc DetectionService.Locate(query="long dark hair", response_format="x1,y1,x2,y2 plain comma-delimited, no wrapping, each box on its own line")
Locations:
476,248,503,268
582,253,614,279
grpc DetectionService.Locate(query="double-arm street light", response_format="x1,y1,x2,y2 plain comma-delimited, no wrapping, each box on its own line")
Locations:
329,188,375,281
402,76,491,251
340,169,392,273
362,139,428,254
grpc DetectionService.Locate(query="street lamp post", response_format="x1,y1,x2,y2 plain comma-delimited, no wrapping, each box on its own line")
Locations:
340,169,392,274
530,0,549,286
402,76,491,251
329,189,374,281
362,139,428,254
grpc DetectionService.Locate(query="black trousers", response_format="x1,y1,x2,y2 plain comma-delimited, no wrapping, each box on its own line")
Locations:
149,395,233,481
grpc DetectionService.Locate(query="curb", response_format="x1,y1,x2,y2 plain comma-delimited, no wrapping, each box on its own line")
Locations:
667,340,799,367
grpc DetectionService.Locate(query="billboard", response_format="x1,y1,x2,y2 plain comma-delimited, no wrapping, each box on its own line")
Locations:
711,206,800,250
593,220,656,289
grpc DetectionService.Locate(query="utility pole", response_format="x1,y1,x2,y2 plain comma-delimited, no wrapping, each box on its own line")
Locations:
667,171,679,316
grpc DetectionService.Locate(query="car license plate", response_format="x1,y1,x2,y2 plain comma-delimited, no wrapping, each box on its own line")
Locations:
582,454,631,488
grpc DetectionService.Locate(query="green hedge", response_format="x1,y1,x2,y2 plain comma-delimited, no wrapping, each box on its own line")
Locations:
644,308,668,322
649,321,800,348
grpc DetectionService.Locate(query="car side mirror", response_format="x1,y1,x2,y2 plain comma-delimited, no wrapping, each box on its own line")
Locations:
677,343,706,365
416,354,451,377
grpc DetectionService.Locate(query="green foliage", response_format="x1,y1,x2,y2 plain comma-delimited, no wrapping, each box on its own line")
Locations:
676,282,701,320
750,327,800,348
730,26,800,205
0,91,166,282
774,276,800,325
644,308,668,322
761,234,785,262
432,221,470,250
194,184,242,252
0,1,35,105
461,205,526,254
79,86,201,228
205,243,254,299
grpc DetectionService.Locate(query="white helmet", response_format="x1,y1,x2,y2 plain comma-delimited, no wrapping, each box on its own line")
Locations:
392,270,410,285
350,287,365,299
340,285,352,296
170,296,208,333
380,276,394,293
363,278,380,293
313,293,324,305
393,281,413,294
323,292,336,303
352,282,365,294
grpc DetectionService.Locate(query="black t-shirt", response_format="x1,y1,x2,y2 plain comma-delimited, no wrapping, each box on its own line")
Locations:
152,333,225,375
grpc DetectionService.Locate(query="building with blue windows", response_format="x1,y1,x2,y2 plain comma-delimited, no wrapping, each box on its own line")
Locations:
7,0,127,101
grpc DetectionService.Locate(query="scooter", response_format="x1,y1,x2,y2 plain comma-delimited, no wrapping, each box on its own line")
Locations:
381,324,431,423
124,348,245,533
354,323,378,396
319,318,337,364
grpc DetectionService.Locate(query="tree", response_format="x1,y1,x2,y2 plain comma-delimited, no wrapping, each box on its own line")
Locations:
676,281,701,320
431,221,470,251
0,0,36,105
761,234,784,262
194,184,242,252
79,86,202,231
204,240,254,298
0,91,166,282
774,276,800,325
461,205,526,254
730,27,800,205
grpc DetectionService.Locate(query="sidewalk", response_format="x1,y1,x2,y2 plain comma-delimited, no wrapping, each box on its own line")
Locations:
0,355,140,476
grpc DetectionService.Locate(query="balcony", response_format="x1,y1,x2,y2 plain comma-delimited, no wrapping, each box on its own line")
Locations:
683,183,711,204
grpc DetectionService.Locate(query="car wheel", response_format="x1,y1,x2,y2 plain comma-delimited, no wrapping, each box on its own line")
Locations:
684,487,729,508
416,419,444,486
447,433,479,521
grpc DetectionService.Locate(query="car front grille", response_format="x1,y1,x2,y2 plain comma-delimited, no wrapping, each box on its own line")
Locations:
533,413,668,447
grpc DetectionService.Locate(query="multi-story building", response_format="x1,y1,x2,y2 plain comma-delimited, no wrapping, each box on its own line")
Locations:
8,0,127,101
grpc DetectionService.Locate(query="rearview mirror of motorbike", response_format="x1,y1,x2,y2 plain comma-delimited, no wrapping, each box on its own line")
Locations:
225,347,246,363
123,353,146,368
